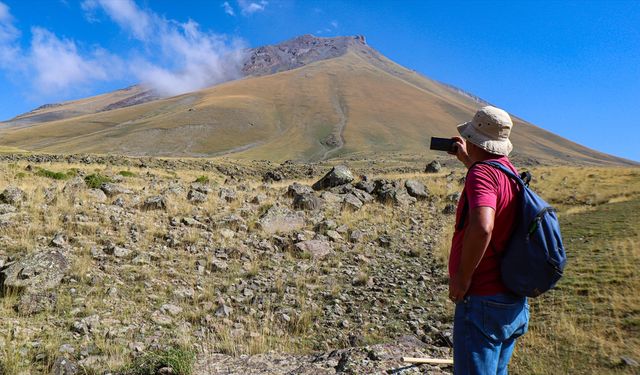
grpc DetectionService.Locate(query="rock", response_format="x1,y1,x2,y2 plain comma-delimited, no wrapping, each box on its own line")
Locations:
0,212,17,227
215,303,233,317
287,183,314,198
312,165,354,191
219,188,237,202
219,228,235,239
342,194,363,211
1,249,68,294
161,304,183,316
87,189,107,202
0,186,25,206
443,203,457,215
141,196,166,211
103,243,131,258
51,356,79,375
0,203,16,215
447,192,461,202
355,180,376,194
293,194,324,211
405,180,429,200
258,206,306,234
151,311,173,326
320,191,342,204
63,177,86,194
250,194,267,205
350,230,365,243
326,230,342,242
187,189,207,204
50,232,66,248
100,183,132,197
376,181,416,206
425,160,442,173
209,259,229,272
16,291,57,315
621,356,639,368
295,240,333,259
351,189,374,203
263,170,284,183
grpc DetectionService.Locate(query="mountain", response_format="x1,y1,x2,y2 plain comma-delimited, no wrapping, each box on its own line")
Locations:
0,35,634,165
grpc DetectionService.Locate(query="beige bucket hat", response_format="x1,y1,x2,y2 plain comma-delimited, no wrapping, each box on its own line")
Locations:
457,106,514,156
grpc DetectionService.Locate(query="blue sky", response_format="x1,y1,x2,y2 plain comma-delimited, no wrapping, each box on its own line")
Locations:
0,0,638,161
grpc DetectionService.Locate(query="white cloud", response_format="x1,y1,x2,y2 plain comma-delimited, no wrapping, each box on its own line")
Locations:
222,1,235,16
28,27,122,93
237,0,267,15
88,0,247,96
82,0,152,40
331,20,338,29
0,0,247,101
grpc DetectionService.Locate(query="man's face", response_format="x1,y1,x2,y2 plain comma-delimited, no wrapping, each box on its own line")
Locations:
467,141,482,162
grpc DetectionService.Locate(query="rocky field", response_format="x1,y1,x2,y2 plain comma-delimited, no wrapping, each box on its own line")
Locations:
0,155,465,374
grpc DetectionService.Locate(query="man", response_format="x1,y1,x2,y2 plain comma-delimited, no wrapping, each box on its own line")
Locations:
448,106,529,374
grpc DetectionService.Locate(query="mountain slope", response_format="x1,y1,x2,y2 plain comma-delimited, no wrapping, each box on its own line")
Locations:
0,35,634,165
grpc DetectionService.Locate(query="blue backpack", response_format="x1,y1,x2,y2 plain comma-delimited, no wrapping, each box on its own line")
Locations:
462,161,567,297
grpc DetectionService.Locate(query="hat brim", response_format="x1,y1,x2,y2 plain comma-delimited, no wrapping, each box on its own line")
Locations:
457,122,513,156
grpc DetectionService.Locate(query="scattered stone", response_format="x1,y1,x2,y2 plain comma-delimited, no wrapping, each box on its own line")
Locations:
187,189,207,204
0,203,16,215
51,356,79,375
251,194,268,205
220,228,235,239
2,249,68,294
215,303,233,318
50,232,66,248
258,206,305,234
0,186,25,206
425,160,442,173
100,183,132,197
103,243,131,258
295,240,333,259
326,230,342,242
312,165,354,190
355,180,375,194
263,170,284,183
161,304,183,316
16,291,57,315
287,183,314,198
219,188,237,202
87,189,107,202
293,193,324,211
350,230,365,243
443,203,457,215
342,194,363,211
405,180,429,200
141,195,166,211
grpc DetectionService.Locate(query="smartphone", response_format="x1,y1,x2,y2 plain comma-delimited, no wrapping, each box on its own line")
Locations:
430,137,456,153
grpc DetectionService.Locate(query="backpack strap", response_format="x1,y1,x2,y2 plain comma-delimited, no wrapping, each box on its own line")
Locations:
456,160,524,231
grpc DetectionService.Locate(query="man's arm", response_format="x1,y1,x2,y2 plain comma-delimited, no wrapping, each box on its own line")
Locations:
449,206,495,302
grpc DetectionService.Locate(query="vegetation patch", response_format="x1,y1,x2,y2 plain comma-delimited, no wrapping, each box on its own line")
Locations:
194,175,209,184
119,170,137,178
120,348,195,375
35,168,71,180
84,173,112,189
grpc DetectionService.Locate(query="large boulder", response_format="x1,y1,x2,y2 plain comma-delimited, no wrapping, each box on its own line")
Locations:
293,194,324,211
312,165,354,191
294,240,333,259
141,196,166,211
286,183,314,199
1,249,68,293
258,206,306,234
425,160,442,173
405,180,429,200
0,186,25,206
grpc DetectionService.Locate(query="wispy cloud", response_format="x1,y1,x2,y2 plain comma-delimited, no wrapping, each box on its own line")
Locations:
0,0,248,100
317,19,339,35
222,1,235,16
237,0,268,15
0,2,120,95
87,0,247,96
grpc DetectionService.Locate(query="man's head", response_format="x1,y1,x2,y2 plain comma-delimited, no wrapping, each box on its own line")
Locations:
457,106,514,156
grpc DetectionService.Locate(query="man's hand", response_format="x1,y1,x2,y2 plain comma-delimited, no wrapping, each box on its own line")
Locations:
449,136,472,168
449,272,471,303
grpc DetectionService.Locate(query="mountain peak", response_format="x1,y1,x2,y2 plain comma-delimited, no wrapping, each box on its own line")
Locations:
242,34,369,76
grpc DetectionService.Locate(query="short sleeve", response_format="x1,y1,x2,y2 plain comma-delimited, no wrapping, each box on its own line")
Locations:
465,165,499,210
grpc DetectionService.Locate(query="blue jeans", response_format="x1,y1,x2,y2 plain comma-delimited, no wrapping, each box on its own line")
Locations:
453,293,529,375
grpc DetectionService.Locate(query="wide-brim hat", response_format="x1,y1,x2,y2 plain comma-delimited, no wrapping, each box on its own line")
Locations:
457,106,513,156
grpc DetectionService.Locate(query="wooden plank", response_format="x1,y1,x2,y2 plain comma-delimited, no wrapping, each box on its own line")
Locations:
402,357,454,365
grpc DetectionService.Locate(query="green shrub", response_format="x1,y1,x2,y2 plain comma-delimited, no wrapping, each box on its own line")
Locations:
14,172,26,179
35,168,69,180
194,175,209,184
84,173,112,189
121,348,195,375
67,168,80,177
119,170,136,177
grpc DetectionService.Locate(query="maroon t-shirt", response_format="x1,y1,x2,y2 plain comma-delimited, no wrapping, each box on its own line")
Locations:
448,156,520,296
